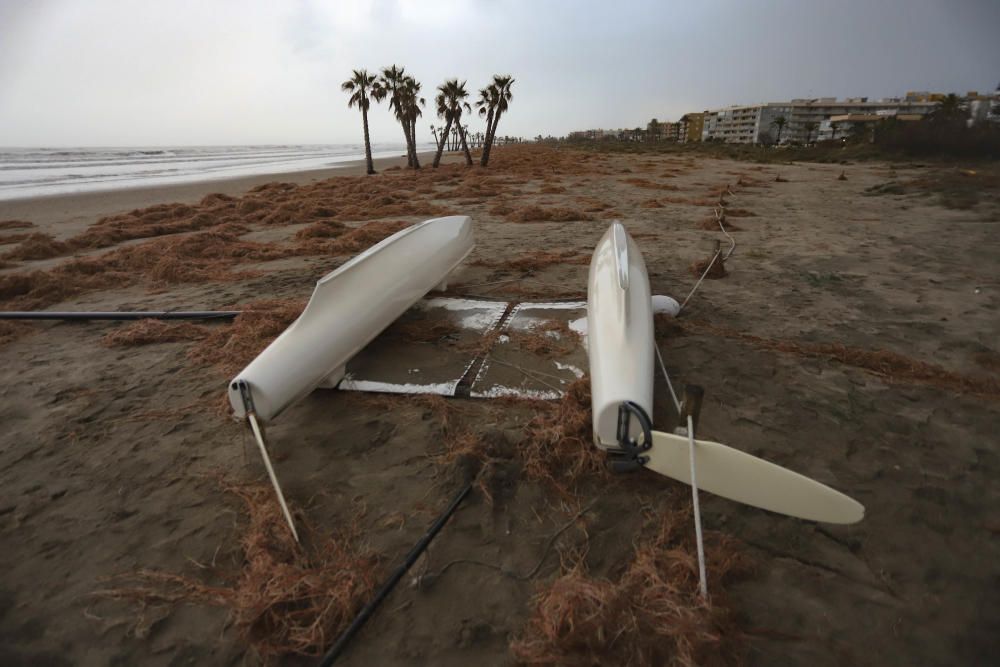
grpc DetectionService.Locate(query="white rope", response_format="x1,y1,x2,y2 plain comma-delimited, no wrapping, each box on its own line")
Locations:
655,182,745,597
654,343,681,414
678,250,720,313
687,414,708,598
715,205,738,261
677,187,739,315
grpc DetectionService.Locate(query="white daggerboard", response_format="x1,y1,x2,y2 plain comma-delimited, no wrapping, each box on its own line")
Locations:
648,431,865,524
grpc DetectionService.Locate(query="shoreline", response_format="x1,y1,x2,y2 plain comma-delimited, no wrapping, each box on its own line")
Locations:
0,150,454,232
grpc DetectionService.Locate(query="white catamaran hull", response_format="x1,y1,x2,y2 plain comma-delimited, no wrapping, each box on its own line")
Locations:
585,222,864,524
228,215,474,422
587,222,654,450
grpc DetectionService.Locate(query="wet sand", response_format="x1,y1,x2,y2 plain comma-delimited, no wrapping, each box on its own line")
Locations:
0,145,998,666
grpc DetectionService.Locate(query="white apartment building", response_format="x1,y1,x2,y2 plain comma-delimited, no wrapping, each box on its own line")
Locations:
700,103,797,144
701,104,770,144
702,97,941,144
783,98,938,143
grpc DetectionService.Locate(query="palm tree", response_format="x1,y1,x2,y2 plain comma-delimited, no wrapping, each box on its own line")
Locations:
433,81,456,165
374,65,410,167
830,122,840,141
479,75,514,167
771,115,787,144
933,93,962,120
374,66,423,169
341,69,379,175
476,87,495,155
400,76,425,169
647,118,661,142
433,79,473,167
803,121,818,144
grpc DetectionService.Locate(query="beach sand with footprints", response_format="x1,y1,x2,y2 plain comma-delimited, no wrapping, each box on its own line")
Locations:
1,144,998,665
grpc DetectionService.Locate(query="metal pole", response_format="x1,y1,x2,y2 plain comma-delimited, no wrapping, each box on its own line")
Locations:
681,385,708,599
237,380,299,543
247,412,299,544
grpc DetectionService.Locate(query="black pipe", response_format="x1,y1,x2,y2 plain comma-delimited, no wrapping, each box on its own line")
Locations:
318,481,473,666
0,311,240,321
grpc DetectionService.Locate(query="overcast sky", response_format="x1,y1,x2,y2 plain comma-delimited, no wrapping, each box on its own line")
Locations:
1,0,997,147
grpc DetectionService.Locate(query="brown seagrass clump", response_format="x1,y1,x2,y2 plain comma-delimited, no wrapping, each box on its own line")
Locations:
690,254,726,279
102,319,211,347
1,232,71,261
511,506,751,666
95,481,378,659
520,378,607,494
189,299,305,375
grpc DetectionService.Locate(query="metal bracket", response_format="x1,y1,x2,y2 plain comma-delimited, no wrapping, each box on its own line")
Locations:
680,385,704,431
610,401,653,473
237,379,256,415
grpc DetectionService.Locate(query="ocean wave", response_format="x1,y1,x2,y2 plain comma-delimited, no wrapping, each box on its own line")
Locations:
0,144,408,199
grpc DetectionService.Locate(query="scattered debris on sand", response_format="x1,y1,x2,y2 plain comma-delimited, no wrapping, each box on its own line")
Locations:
511,505,750,666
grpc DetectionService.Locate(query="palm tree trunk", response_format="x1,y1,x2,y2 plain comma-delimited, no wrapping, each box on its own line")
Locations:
362,106,376,175
482,109,503,167
401,121,413,167
361,108,375,175
479,109,495,167
408,118,421,169
457,122,473,166
433,117,453,168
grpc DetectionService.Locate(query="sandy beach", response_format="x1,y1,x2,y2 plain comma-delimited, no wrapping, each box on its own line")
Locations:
1,144,998,665
0,151,453,236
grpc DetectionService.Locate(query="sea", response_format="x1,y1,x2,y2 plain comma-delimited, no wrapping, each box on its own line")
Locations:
0,143,428,201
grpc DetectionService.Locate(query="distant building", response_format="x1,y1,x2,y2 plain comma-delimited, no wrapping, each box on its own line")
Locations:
701,103,789,144
817,113,924,142
567,87,998,145
964,89,1000,126
701,97,941,144
905,91,947,102
567,129,609,140
782,98,937,143
678,113,704,142
990,83,1000,123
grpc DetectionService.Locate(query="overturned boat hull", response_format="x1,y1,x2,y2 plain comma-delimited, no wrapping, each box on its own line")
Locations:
587,222,654,450
585,222,864,524
228,215,474,422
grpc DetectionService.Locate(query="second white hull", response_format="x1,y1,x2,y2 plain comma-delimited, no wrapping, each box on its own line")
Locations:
587,223,654,449
228,215,474,422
